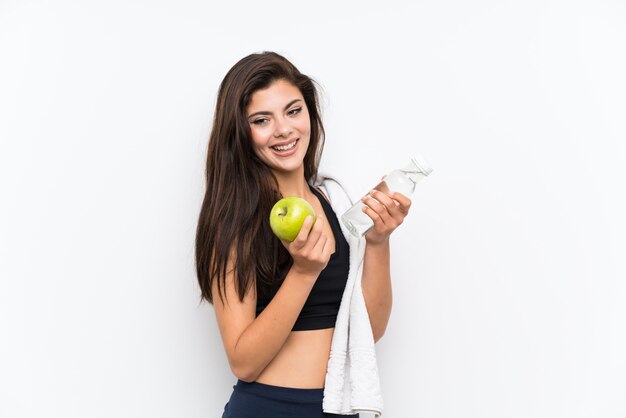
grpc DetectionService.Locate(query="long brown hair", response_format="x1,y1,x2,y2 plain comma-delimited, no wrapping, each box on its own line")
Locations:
195,51,325,304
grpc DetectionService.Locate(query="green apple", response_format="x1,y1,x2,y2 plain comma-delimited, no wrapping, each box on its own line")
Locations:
269,196,316,242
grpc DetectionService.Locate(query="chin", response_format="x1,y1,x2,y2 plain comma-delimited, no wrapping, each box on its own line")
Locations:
263,152,308,174
271,161,305,174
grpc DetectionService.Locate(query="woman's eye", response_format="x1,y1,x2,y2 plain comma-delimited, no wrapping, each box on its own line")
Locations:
252,118,268,125
288,107,302,116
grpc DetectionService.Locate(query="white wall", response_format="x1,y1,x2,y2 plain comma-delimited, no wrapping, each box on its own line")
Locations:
1,1,625,417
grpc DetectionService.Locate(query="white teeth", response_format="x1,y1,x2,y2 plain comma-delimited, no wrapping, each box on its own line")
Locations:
272,140,297,151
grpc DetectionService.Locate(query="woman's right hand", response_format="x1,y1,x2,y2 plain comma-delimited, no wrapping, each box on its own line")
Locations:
282,214,333,277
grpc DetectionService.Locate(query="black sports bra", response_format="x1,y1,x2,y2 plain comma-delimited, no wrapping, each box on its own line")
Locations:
255,185,350,331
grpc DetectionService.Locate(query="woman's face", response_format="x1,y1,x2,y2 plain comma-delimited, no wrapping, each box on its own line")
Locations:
246,79,311,175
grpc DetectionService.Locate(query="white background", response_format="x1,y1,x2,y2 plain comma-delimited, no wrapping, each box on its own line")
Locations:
1,0,625,417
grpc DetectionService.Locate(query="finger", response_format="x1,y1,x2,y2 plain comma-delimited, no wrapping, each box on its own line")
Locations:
311,232,328,257
362,202,386,227
362,193,391,224
302,214,324,251
391,192,412,213
370,190,408,225
370,190,402,216
321,233,334,260
291,215,315,248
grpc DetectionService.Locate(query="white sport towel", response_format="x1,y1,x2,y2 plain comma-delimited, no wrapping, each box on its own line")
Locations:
314,175,384,417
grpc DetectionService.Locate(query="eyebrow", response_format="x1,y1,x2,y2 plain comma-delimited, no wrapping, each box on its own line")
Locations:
247,99,303,118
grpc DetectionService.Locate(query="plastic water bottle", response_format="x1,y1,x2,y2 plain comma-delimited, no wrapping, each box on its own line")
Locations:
341,155,433,238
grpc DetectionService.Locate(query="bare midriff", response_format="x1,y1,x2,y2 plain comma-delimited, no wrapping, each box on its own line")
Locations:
255,327,334,389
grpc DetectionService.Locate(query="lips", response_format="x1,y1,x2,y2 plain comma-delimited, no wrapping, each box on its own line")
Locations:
271,139,298,151
270,139,299,155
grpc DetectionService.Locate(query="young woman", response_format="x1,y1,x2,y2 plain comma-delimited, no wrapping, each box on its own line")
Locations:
195,51,412,417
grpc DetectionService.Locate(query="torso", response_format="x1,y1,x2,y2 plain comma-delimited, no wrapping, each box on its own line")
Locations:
255,328,334,388
255,185,338,389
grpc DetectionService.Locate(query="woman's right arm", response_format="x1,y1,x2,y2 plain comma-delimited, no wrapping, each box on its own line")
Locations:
212,214,332,382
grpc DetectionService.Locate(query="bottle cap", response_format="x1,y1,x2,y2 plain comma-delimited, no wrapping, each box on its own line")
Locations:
409,155,433,176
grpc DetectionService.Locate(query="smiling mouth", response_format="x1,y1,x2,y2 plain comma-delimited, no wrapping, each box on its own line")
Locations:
271,139,298,152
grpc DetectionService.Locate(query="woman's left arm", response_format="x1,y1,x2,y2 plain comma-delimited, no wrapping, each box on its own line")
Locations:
360,190,412,342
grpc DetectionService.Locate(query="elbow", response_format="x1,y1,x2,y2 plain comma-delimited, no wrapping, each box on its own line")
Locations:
227,339,264,382
230,361,260,383
372,321,389,343
373,329,385,343
234,370,257,383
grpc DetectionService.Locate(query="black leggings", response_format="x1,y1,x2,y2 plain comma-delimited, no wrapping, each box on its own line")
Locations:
221,380,359,418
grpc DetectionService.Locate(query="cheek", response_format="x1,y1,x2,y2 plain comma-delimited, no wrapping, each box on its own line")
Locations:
300,112,312,133
249,129,275,162
292,115,309,136
249,127,267,148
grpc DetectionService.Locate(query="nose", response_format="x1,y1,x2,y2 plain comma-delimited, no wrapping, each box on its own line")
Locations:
273,117,292,138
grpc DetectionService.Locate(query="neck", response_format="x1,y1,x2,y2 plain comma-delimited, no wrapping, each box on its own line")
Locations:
274,166,311,198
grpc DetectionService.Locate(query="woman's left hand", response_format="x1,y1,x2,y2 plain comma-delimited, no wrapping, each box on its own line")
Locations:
362,190,412,245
